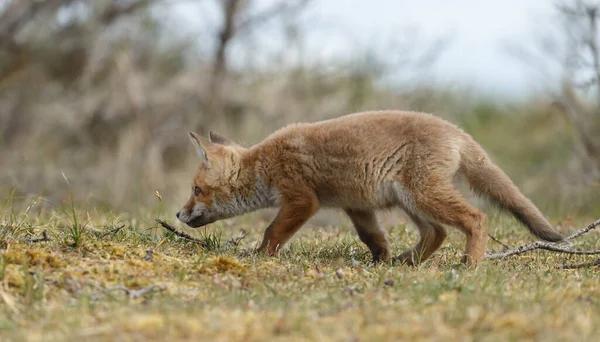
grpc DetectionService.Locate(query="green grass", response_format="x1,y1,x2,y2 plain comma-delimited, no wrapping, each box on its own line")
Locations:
0,196,599,341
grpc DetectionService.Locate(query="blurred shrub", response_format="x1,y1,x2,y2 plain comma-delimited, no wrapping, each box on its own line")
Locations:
0,0,598,219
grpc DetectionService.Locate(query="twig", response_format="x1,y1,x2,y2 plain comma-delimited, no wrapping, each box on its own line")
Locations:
101,225,125,238
155,219,207,246
100,0,152,25
486,241,600,259
485,218,600,260
226,229,248,247
106,285,165,299
487,233,511,250
24,230,50,243
558,257,600,269
565,218,600,241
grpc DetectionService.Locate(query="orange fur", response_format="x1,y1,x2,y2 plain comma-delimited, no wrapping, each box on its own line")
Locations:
176,110,564,266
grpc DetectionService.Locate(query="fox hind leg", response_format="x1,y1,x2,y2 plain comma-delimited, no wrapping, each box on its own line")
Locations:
344,208,391,263
412,186,488,266
395,212,447,266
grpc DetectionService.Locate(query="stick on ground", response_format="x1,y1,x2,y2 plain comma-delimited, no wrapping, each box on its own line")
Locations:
226,229,248,247
485,218,600,261
24,230,51,243
100,225,125,238
487,233,511,250
558,257,600,269
486,241,600,259
565,218,600,241
106,285,165,299
155,219,207,246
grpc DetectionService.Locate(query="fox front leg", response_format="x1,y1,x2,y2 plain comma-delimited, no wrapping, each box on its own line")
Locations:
256,193,319,256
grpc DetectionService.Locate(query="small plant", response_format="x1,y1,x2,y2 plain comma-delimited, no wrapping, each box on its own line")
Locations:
14,194,41,233
61,172,85,247
198,227,223,252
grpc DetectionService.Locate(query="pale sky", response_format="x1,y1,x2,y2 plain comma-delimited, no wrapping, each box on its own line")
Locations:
170,0,563,99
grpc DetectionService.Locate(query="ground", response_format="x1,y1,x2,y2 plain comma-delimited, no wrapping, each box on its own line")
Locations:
1,198,599,342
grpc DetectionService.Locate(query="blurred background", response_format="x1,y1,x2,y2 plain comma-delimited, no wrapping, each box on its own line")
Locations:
1,0,599,220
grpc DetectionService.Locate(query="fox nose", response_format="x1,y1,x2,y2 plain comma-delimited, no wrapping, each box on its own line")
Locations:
176,211,181,219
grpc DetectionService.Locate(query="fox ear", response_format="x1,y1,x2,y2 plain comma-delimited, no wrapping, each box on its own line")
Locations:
188,132,210,164
208,131,236,146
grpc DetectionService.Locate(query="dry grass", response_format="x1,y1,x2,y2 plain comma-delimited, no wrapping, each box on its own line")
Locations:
1,195,599,341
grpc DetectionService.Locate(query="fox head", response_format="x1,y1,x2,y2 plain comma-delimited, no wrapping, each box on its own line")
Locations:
176,131,249,228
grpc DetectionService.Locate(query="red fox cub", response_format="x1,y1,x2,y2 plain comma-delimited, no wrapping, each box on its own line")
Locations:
176,110,563,266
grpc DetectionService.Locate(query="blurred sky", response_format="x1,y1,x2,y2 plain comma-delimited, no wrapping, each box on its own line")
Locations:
306,0,557,99
172,0,560,100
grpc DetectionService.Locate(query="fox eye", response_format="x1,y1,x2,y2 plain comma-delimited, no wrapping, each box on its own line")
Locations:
194,186,202,196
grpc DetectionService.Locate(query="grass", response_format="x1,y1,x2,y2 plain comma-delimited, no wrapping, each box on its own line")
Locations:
1,196,599,341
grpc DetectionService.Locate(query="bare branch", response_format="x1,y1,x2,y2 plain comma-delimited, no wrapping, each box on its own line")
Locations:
485,218,600,260
206,0,311,115
226,229,248,247
206,0,243,113
105,285,165,299
505,1,600,182
0,0,152,44
565,217,600,240
555,0,600,18
100,0,153,25
487,233,511,250
23,230,51,243
558,257,600,269
155,219,207,246
101,225,125,238
582,4,600,101
236,0,311,34
552,88,600,179
574,77,597,90
486,242,600,260
0,0,75,43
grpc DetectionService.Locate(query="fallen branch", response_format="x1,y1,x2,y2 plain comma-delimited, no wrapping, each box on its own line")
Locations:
106,285,165,299
226,229,248,247
24,230,50,243
558,257,600,269
155,219,207,246
485,218,600,261
487,233,511,250
486,241,600,259
101,225,125,238
564,218,600,241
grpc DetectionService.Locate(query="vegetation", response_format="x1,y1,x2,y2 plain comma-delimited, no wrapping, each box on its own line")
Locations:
1,195,599,341
1,1,599,215
1,0,600,340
